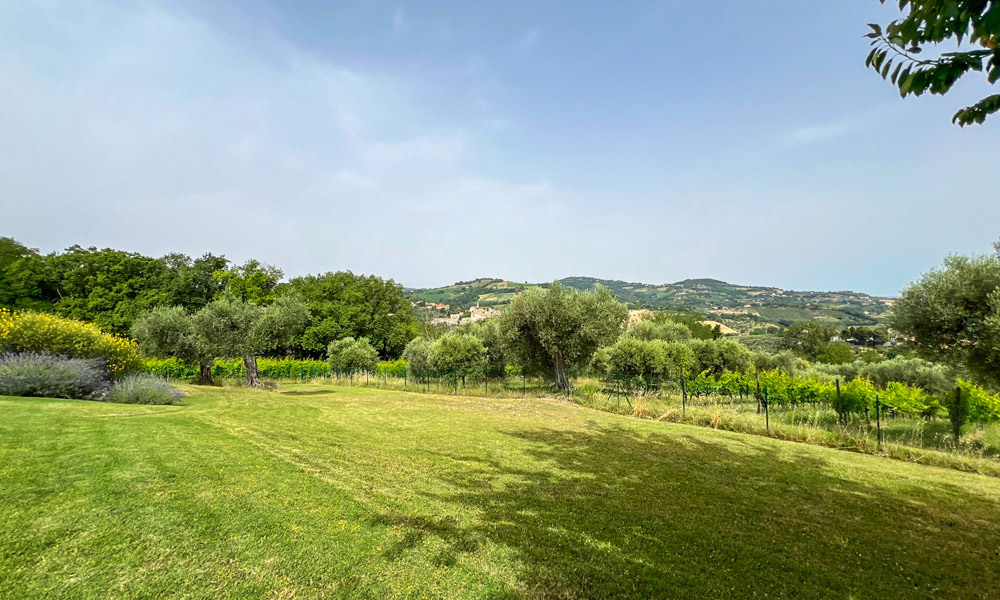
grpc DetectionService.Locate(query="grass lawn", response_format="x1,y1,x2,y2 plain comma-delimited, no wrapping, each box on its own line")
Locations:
2,385,1000,599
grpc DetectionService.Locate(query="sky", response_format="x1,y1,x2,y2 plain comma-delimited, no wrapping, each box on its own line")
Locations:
1,0,997,297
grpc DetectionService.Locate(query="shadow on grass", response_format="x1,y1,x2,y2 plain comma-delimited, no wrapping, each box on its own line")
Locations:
278,390,337,397
371,422,1000,599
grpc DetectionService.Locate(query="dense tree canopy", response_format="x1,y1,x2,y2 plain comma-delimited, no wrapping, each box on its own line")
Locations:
892,248,1000,388
0,240,232,334
215,260,283,305
285,272,416,358
866,0,1000,125
780,322,838,361
0,239,415,358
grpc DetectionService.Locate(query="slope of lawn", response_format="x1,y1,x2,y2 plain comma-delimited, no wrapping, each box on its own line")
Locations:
2,384,1000,599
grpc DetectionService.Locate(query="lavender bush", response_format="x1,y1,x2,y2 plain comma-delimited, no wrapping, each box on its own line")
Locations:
0,352,109,399
104,375,183,405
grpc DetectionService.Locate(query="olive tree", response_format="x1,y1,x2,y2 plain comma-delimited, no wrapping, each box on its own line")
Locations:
459,319,507,376
193,294,309,387
402,337,434,382
500,283,628,391
688,339,754,376
132,306,216,385
892,247,1000,388
592,338,693,386
327,337,380,375
431,332,486,384
623,319,692,343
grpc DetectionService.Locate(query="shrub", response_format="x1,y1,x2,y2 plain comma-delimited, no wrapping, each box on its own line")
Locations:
431,332,486,378
328,337,379,373
104,375,183,405
403,338,434,381
0,352,108,399
0,310,141,378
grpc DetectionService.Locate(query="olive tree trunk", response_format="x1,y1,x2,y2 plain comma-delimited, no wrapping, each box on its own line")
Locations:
244,355,261,387
552,351,571,392
196,361,215,386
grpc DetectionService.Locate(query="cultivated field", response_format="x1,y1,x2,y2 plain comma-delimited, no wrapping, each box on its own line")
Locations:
2,385,1000,599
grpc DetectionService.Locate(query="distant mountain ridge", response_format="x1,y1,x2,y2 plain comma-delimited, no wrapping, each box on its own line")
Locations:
406,276,895,332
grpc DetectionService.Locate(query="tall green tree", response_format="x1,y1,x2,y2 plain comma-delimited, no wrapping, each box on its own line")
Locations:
30,246,171,334
892,246,1000,388
214,260,283,305
499,283,628,391
161,253,230,311
285,272,416,358
0,238,39,309
866,0,1000,125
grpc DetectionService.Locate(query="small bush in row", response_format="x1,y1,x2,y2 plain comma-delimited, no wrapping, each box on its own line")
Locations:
103,375,183,405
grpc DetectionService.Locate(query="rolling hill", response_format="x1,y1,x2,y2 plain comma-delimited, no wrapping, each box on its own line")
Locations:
407,277,895,332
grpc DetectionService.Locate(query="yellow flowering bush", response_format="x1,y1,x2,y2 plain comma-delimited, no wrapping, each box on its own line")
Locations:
0,309,141,377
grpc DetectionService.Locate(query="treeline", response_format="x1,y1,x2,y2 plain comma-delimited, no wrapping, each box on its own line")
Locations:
0,237,417,358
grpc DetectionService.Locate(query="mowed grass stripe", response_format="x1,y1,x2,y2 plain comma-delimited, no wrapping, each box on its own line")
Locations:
2,385,999,599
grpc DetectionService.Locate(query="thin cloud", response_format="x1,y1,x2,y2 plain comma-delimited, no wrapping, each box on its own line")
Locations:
775,108,891,149
511,26,540,52
392,8,406,33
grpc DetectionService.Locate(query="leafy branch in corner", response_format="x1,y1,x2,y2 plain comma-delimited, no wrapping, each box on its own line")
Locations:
865,1,1000,125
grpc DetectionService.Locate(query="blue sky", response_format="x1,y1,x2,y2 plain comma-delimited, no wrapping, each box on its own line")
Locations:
1,0,997,296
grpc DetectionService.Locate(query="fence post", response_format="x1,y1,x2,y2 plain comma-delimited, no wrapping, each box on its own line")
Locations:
875,395,882,448
522,373,526,397
484,367,488,396
952,386,962,445
764,391,770,433
755,369,761,414
835,379,842,424
681,370,688,417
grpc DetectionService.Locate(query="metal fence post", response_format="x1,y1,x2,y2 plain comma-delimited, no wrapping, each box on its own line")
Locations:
764,391,770,433
681,370,687,417
875,395,883,448
953,386,962,444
